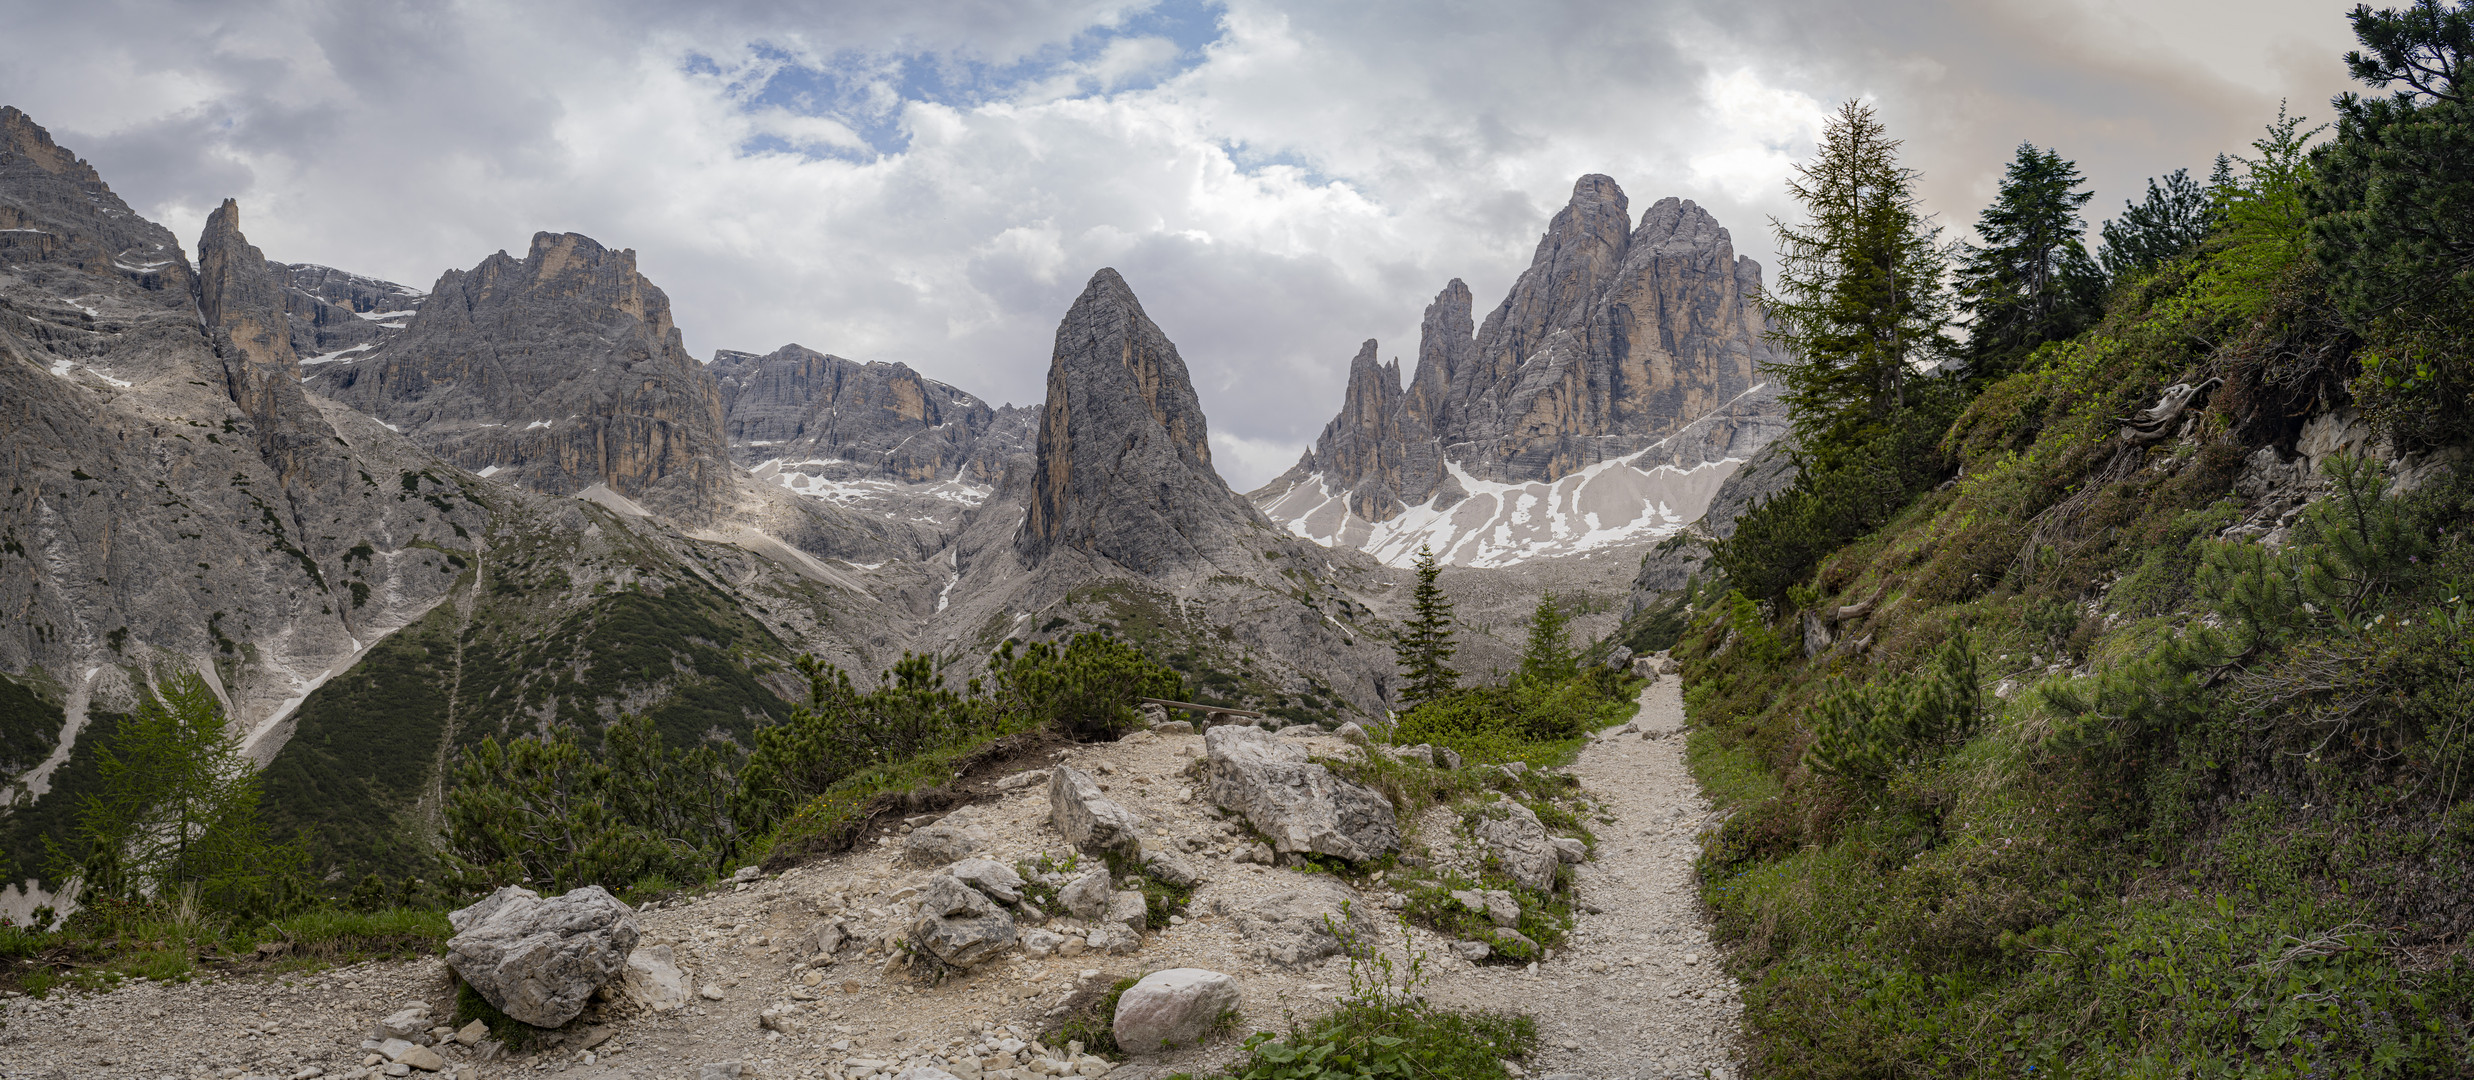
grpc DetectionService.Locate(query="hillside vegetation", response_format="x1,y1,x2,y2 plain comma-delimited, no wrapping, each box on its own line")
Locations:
1644,6,2474,1076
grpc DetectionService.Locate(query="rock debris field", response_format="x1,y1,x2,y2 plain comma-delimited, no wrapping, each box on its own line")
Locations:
0,678,1742,1080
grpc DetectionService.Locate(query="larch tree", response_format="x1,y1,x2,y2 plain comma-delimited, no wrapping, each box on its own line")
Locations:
1765,100,1955,460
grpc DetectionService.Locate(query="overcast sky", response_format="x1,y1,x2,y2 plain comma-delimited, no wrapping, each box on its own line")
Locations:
3,0,2363,489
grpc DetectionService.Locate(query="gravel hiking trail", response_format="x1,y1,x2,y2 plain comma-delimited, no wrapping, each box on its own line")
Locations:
1422,673,1745,1080
0,675,1741,1080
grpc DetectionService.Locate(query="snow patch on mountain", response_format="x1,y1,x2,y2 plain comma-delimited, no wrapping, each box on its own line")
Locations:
1263,452,1746,568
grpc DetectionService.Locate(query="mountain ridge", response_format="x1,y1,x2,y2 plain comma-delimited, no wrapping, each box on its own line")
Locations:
1254,175,1789,565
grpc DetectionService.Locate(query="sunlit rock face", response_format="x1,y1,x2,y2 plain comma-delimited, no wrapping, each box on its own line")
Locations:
1254,175,1790,566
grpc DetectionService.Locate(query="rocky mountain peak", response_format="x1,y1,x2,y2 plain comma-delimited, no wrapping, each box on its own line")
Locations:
1255,176,1789,566
194,198,326,482
196,199,300,371
306,228,732,519
1019,268,1260,573
0,106,96,182
0,107,191,297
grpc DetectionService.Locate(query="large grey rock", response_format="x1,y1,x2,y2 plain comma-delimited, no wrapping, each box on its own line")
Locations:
1141,849,1204,889
1221,877,1379,967
1050,765,1145,858
909,878,1017,968
1471,802,1560,891
917,874,996,919
1203,725,1399,862
1058,868,1114,921
444,886,640,1028
948,858,1025,904
1106,890,1150,934
905,823,989,866
912,909,1018,968
1112,969,1241,1054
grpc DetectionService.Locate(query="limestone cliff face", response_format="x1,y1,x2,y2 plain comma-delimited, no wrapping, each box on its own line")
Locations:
1018,268,1269,574
1262,176,1786,537
710,344,1031,485
0,108,482,787
195,200,323,485
279,262,422,362
1446,177,1784,484
307,232,733,519
0,107,194,297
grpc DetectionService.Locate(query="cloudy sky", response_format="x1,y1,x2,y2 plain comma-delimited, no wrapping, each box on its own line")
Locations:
4,0,2362,489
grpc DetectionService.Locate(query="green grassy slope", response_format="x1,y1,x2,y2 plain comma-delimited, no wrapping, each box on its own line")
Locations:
261,503,813,881
1664,258,2474,1076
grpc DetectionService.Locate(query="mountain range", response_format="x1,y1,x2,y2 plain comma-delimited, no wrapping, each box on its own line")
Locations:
0,104,1784,908
1251,176,1788,566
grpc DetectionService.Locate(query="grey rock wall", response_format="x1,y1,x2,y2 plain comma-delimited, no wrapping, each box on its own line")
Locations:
1262,176,1787,526
710,343,1032,485
1018,268,1270,575
278,262,422,361
0,107,483,774
306,232,735,521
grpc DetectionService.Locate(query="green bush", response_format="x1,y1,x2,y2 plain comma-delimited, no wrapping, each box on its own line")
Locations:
1804,631,1982,794
1214,920,1536,1080
735,635,1180,837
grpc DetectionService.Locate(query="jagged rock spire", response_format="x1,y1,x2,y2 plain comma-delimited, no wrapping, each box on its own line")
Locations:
1019,268,1264,573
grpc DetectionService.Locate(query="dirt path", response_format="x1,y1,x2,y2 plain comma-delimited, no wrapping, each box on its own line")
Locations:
0,677,1741,1080
1422,674,1742,1080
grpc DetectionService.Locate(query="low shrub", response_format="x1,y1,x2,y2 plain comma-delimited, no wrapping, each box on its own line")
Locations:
1210,919,1538,1080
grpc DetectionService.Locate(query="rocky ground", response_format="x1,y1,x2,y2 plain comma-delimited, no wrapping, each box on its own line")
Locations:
0,677,1739,1080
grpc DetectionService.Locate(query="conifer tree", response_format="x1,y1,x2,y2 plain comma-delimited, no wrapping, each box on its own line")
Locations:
2312,0,2474,444
1955,143,2103,375
1766,101,1954,454
1393,545,1458,709
1516,591,1576,688
2097,163,2222,284
58,670,302,913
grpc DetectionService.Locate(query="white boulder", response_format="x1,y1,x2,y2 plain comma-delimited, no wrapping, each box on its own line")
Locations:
624,944,689,1012
444,885,639,1029
1202,726,1399,863
1050,766,1146,858
1112,969,1241,1054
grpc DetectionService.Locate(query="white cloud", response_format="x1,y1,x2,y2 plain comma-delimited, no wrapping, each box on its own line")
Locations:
1688,68,1830,202
0,0,2365,489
